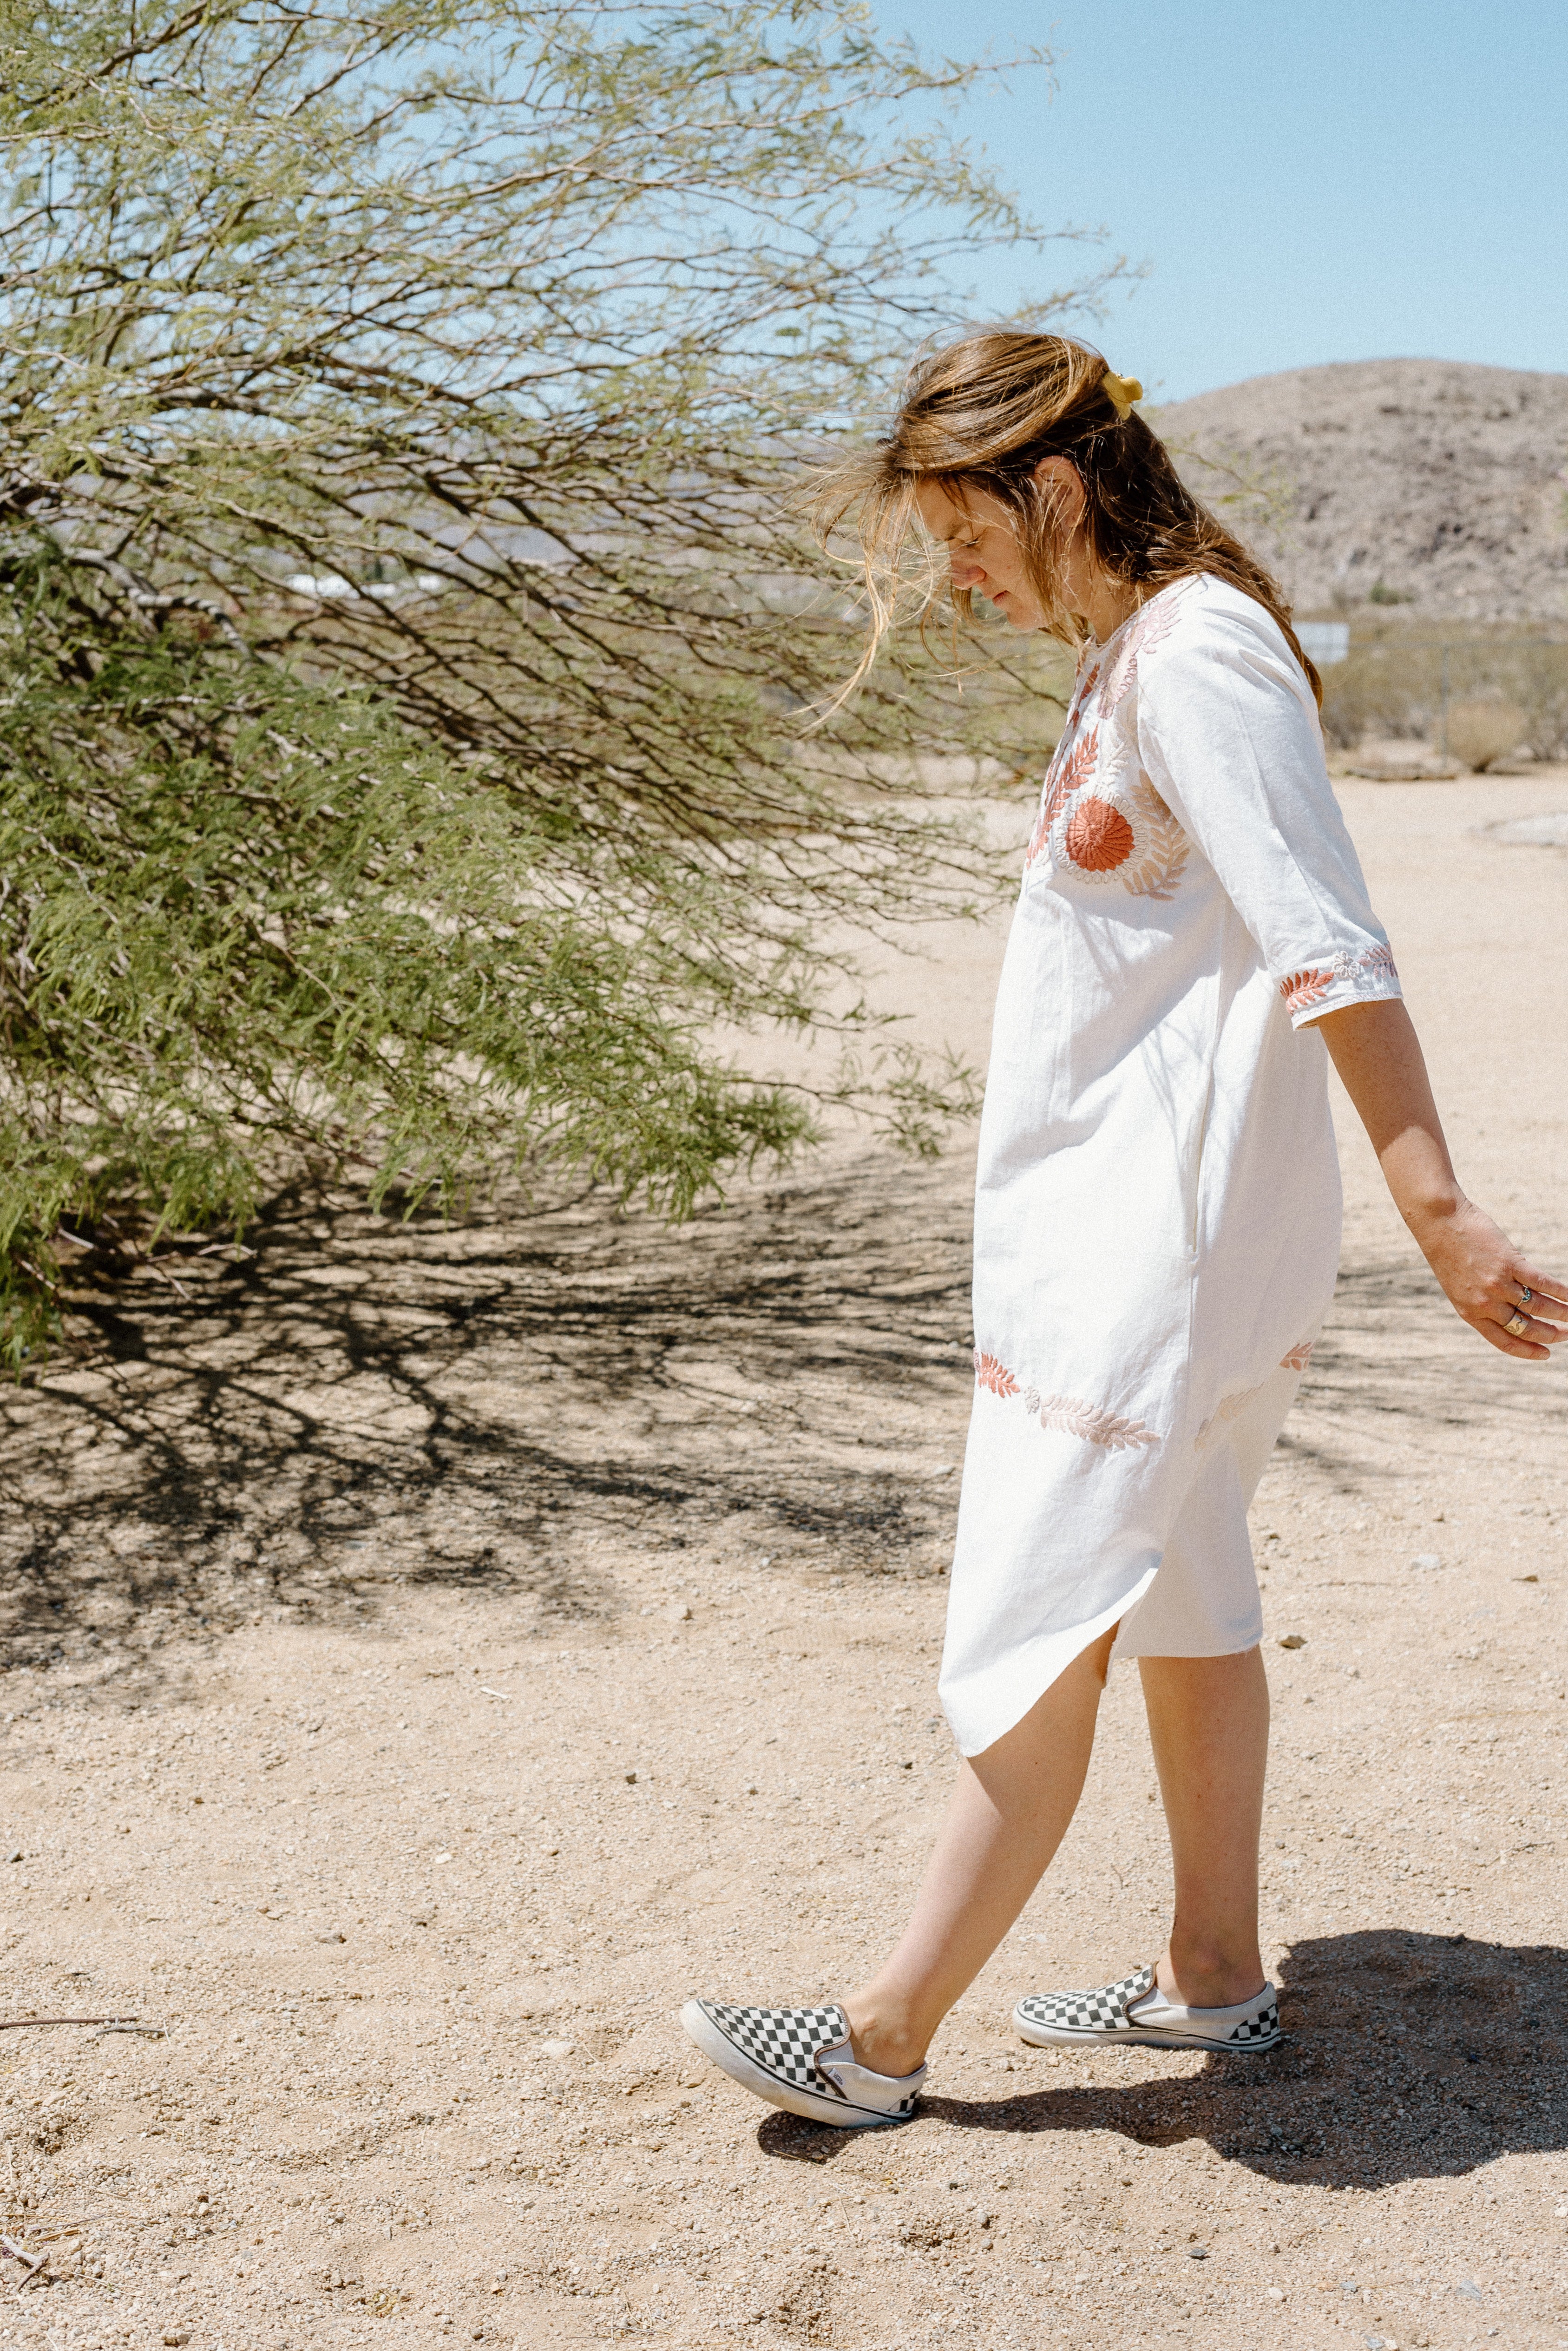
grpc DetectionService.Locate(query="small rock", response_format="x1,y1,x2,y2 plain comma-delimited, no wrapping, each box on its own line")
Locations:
539,2038,574,2058
1277,1633,1306,1650
1187,2246,1208,2259
4,1849,20,1863
669,1603,692,1622
1266,2286,1286,2301
163,2335,191,2347
1413,1552,1442,1570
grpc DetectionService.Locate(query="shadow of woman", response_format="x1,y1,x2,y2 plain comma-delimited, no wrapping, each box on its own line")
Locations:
757,1929,1568,2187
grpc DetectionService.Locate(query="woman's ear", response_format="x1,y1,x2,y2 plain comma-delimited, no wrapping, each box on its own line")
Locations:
1032,455,1086,531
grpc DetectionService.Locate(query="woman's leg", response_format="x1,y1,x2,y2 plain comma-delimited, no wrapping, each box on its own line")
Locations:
841,1629,1116,2078
1139,1646,1269,2008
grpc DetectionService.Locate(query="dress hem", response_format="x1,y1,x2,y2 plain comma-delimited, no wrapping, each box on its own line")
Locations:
940,1561,1160,1761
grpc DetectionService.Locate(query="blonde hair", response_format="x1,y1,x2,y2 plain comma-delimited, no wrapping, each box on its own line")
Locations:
812,329,1321,709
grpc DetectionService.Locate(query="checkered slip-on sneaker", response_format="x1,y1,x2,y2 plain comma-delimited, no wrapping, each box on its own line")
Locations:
1014,1963,1279,2055
681,1998,925,2128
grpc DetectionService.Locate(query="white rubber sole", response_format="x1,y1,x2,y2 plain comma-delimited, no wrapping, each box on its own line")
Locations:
679,2000,905,2128
1013,2003,1280,2054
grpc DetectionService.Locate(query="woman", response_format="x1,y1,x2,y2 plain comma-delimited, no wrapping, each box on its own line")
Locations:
682,332,1567,2128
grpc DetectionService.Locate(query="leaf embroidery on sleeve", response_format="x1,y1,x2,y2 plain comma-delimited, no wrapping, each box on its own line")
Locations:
1279,1338,1315,1372
1279,967,1333,1013
1281,946,1399,1013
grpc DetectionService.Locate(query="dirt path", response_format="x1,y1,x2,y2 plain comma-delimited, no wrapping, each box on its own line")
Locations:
2,770,1567,2351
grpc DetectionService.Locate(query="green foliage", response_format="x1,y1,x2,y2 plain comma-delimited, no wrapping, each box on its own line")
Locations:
0,549,819,1365
0,0,1102,1359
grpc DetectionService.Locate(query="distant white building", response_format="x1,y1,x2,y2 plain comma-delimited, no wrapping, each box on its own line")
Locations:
1297,621,1350,666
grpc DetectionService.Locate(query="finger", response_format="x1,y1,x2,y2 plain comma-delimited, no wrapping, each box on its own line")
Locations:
1506,1314,1568,1346
1490,1302,1562,1345
1495,1282,1568,1333
1513,1266,1568,1314
1473,1315,1553,1361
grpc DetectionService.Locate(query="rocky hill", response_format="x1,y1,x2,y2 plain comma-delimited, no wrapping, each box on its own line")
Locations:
1152,359,1568,623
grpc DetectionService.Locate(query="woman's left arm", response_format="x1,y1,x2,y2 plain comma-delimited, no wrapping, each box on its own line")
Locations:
1315,997,1568,1360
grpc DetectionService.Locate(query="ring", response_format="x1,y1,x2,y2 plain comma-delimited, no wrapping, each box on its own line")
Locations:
1519,1285,1534,1307
1504,1310,1530,1337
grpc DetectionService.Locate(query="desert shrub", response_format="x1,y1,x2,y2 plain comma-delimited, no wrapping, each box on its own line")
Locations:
1317,646,1430,748
1516,644,1568,760
1446,699,1528,772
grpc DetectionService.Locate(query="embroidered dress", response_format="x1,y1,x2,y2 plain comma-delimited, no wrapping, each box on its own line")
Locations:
940,575,1400,1757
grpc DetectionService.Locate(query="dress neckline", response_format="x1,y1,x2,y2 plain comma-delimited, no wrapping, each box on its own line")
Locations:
1083,573,1199,669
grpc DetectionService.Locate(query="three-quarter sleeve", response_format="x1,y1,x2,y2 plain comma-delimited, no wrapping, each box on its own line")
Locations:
1135,598,1401,1027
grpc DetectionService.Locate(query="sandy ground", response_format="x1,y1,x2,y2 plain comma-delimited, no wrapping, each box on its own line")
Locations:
2,768,1567,2351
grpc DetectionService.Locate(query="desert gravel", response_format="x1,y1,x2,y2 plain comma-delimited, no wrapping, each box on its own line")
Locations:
2,768,1566,2350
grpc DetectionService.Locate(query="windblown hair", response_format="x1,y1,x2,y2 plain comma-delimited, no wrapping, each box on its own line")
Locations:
812,329,1320,709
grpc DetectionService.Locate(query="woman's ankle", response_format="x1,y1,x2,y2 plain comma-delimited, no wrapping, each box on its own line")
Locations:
1156,1942,1265,2010
840,1993,932,2079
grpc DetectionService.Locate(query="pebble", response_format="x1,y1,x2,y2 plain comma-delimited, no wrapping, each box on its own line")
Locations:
1278,1633,1307,1650
1413,1552,1442,1570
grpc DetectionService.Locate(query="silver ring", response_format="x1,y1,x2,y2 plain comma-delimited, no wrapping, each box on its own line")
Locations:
1519,1285,1534,1307
1504,1309,1530,1337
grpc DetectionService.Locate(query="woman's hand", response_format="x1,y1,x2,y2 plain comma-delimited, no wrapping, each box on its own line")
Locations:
1404,1196,1568,1361
1315,997,1568,1362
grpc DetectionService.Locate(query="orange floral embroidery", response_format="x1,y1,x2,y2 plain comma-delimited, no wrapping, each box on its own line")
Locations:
1064,796,1135,873
1279,1339,1315,1372
973,1349,1019,1399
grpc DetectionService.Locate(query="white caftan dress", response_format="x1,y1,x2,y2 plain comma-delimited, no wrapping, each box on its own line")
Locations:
938,575,1401,1758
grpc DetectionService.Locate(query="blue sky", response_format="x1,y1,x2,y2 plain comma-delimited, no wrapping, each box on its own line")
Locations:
870,0,1568,402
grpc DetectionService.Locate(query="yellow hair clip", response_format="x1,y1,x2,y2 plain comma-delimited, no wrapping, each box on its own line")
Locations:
1102,369,1143,422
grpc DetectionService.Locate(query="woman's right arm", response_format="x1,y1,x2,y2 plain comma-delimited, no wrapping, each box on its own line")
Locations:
1315,995,1568,1361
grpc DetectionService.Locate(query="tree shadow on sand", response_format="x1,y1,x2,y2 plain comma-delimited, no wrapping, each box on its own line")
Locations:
0,1149,973,1688
758,1929,1566,2188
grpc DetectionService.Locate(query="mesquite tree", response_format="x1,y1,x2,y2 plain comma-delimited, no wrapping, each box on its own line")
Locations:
0,0,1103,1362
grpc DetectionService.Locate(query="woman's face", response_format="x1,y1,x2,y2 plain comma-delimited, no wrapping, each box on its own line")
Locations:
914,458,1089,634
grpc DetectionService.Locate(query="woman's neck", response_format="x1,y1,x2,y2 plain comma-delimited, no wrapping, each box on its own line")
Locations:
1079,572,1148,647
